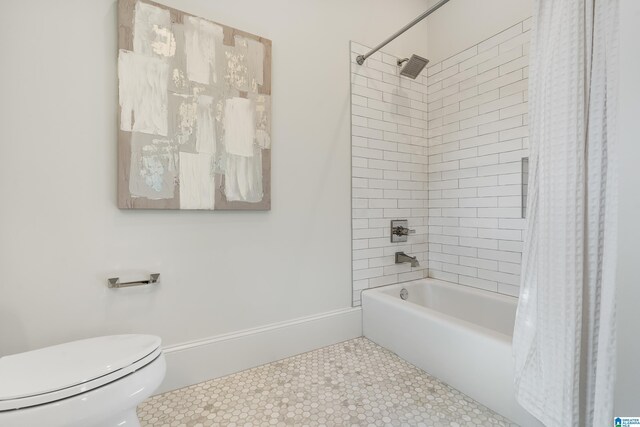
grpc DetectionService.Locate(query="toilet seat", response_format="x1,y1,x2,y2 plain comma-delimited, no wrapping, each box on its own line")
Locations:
0,335,161,412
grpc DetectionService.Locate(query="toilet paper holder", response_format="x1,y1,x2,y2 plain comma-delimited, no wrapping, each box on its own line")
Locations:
107,273,160,288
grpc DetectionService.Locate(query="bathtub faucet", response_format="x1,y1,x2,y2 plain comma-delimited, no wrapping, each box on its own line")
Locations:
395,252,420,267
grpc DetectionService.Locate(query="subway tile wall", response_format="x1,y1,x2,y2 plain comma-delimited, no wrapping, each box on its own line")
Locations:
426,19,531,297
350,19,531,306
350,42,430,306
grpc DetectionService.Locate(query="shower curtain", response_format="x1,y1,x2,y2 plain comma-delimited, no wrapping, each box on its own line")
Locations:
513,1,619,426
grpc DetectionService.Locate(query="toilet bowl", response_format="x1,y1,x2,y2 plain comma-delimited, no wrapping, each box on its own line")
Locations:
0,334,166,427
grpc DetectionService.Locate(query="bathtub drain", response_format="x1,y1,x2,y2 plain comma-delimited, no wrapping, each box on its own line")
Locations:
400,288,408,300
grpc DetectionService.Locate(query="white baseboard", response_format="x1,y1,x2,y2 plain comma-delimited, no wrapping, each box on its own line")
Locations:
157,307,363,394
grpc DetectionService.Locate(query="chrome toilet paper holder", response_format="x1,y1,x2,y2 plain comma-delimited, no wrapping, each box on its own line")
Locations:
107,273,160,288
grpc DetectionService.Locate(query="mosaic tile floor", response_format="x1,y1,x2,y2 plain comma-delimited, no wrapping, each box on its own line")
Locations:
138,338,517,427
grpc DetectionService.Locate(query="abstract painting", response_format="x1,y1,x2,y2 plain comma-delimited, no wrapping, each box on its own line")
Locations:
117,0,271,210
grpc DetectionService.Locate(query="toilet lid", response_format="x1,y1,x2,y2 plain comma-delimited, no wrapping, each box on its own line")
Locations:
0,334,161,408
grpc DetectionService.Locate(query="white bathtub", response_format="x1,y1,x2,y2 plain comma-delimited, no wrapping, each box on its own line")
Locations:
362,279,542,427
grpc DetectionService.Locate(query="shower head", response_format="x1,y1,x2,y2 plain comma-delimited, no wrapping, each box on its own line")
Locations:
398,54,429,79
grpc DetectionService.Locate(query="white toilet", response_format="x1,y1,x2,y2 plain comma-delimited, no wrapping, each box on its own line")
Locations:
0,334,166,427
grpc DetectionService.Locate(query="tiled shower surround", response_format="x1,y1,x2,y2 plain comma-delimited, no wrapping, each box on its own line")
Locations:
425,19,530,297
350,42,430,306
351,19,531,305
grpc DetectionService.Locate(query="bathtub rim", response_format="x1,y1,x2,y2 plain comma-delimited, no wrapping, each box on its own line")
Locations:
362,278,517,344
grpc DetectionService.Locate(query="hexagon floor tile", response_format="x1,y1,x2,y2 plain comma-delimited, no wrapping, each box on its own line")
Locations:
137,337,517,426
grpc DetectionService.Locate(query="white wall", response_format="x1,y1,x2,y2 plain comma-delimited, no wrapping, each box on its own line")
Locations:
0,0,430,356
426,19,530,298
426,0,532,64
615,0,640,415
350,42,430,306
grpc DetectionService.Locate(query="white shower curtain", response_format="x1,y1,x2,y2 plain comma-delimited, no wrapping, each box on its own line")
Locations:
513,1,619,426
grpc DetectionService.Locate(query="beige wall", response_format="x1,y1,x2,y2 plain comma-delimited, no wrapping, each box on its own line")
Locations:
0,0,430,355
615,0,640,414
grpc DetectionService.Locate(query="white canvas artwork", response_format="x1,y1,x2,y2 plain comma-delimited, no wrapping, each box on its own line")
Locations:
117,0,272,210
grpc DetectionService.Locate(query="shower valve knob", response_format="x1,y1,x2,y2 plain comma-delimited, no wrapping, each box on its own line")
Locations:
392,226,415,236
390,220,414,243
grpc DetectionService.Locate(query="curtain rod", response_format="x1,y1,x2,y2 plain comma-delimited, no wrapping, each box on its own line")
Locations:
356,0,451,65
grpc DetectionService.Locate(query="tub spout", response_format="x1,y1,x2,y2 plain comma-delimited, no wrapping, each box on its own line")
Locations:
395,252,419,267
